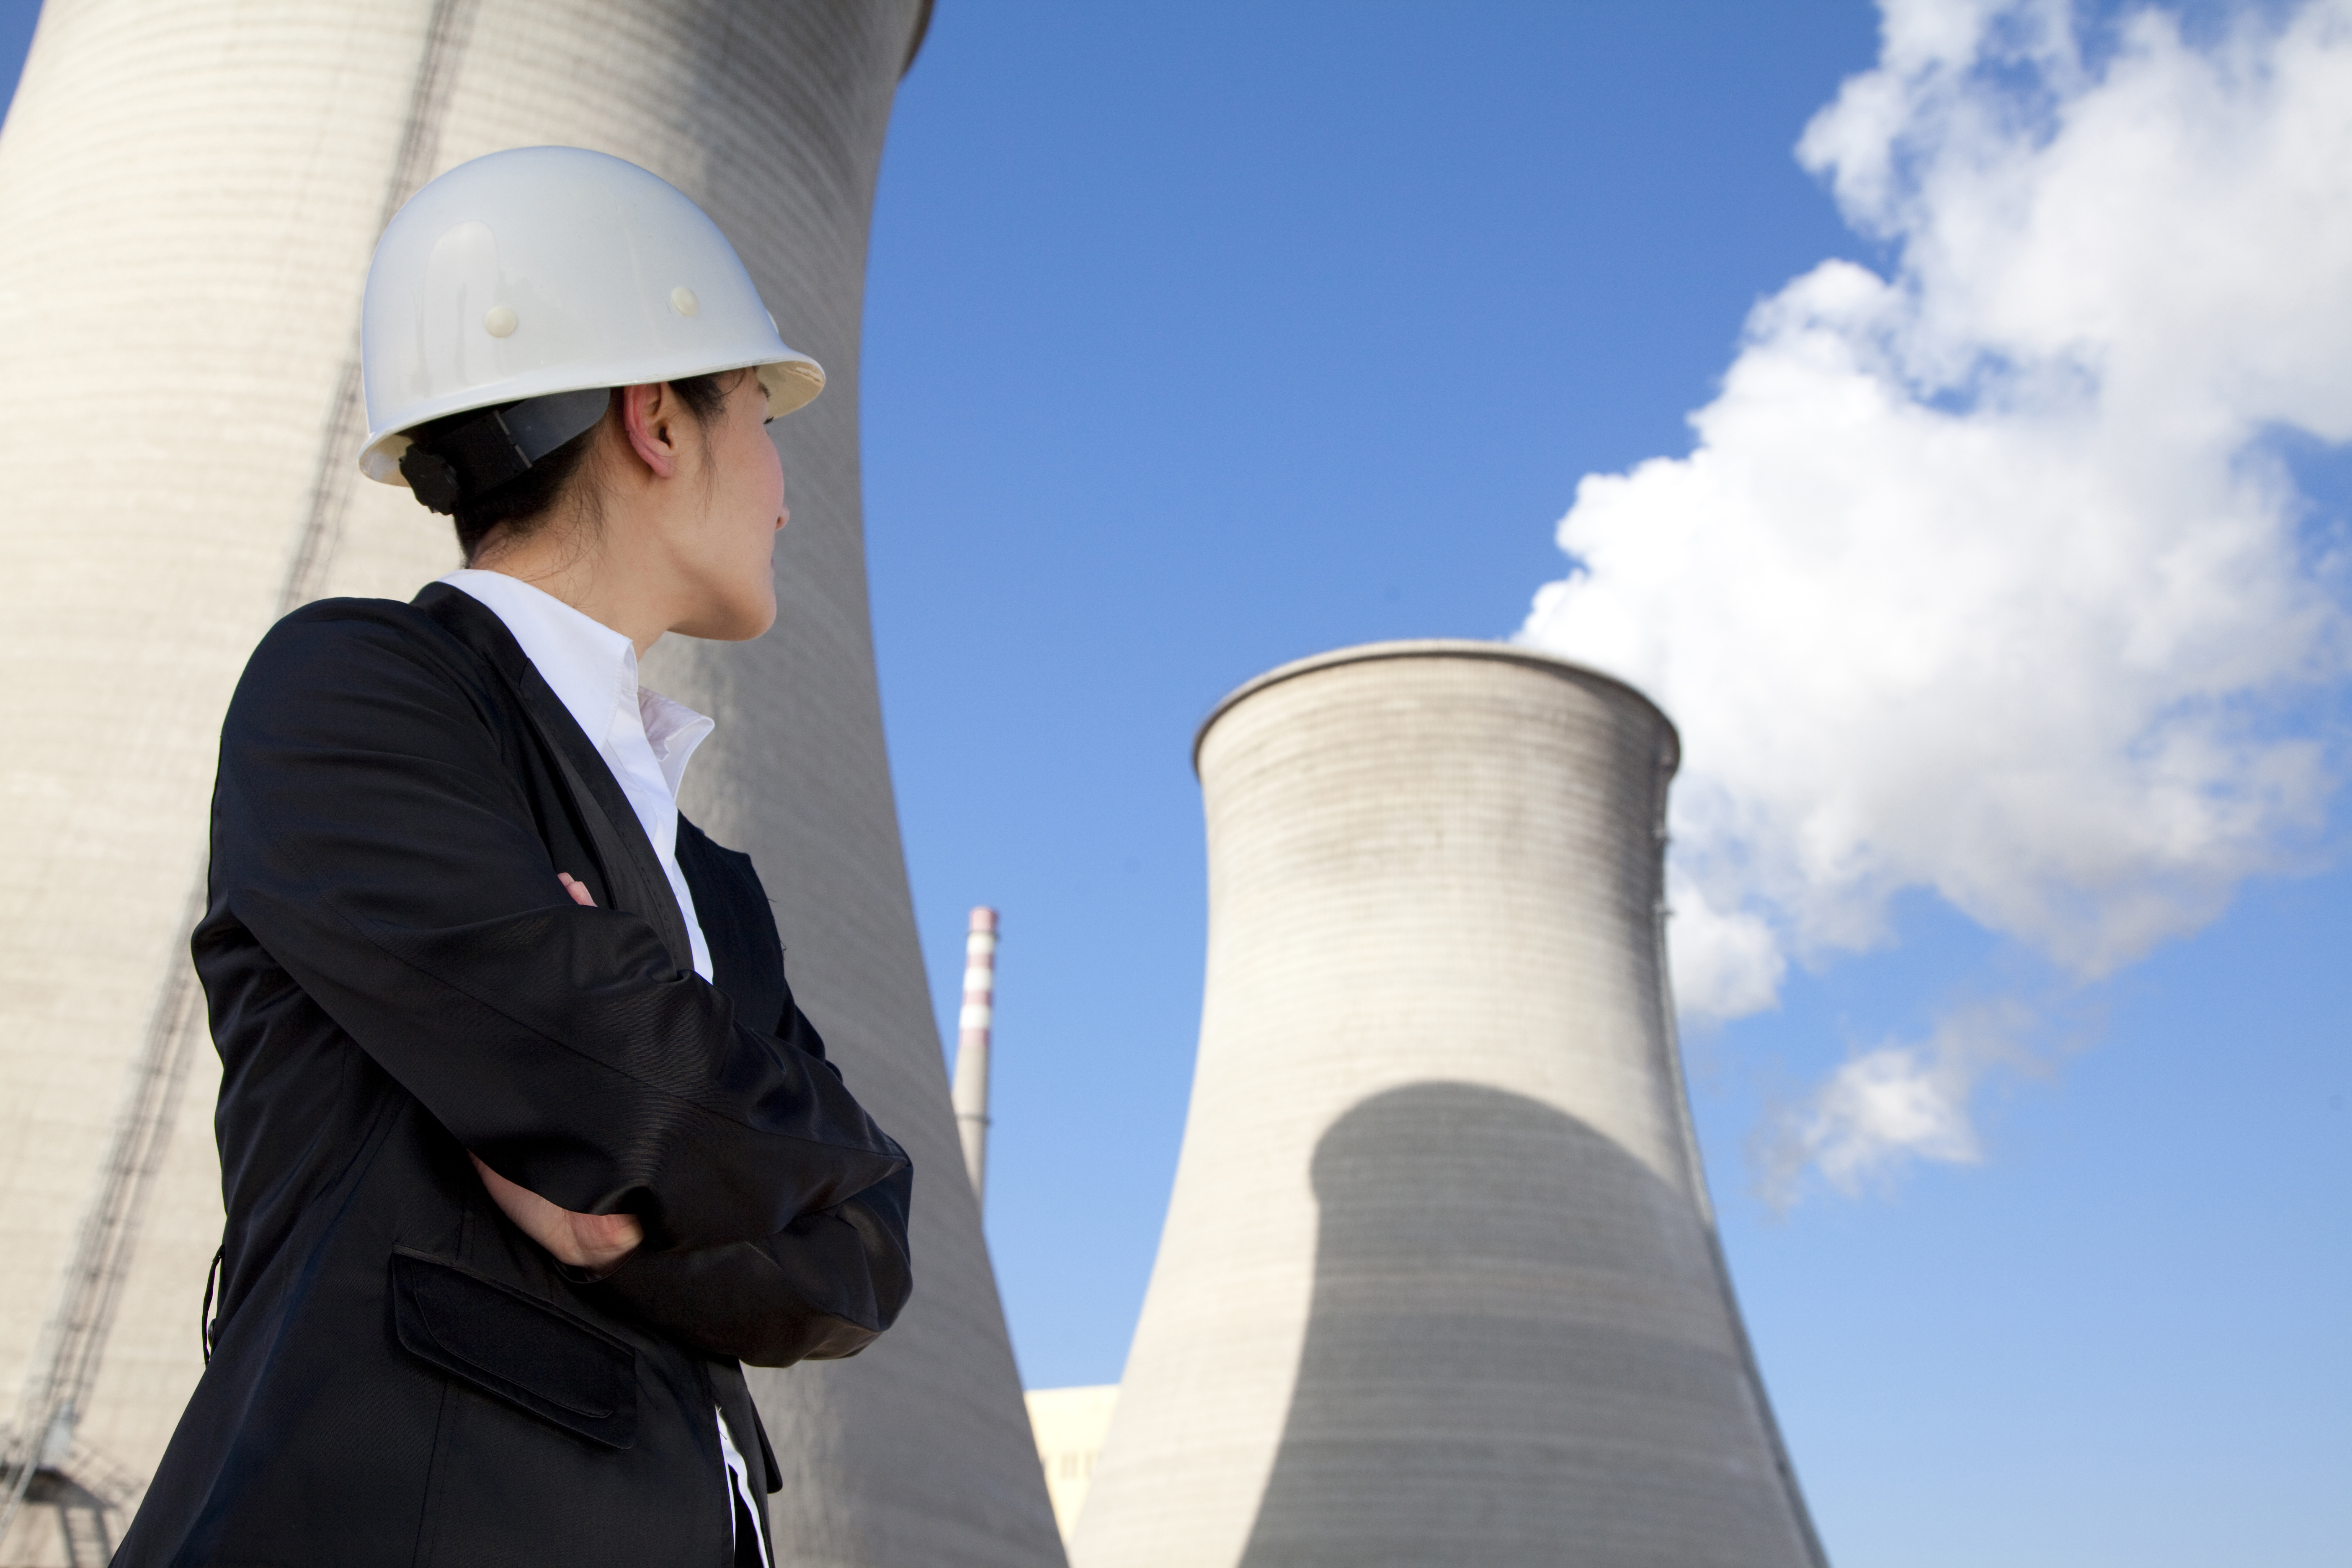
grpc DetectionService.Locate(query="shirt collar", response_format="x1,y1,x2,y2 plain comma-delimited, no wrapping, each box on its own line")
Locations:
440,570,712,795
639,688,714,799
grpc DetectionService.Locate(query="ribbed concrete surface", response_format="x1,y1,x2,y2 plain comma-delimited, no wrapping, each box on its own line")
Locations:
0,3,1062,1564
1072,642,1821,1568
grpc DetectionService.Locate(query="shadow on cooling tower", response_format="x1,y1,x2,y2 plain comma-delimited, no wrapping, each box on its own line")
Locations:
1235,1082,1798,1568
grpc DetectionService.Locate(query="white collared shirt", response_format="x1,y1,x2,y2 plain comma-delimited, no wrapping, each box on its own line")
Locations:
441,569,714,982
438,570,766,1558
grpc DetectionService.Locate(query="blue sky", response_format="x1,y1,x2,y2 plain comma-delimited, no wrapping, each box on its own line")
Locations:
7,4,2344,1565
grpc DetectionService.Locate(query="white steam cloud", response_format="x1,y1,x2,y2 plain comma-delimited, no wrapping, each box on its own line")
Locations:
1753,1003,2038,1204
1524,0,2352,1187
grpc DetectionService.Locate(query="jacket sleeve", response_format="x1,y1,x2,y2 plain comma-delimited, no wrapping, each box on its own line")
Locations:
593,1161,913,1366
206,603,907,1249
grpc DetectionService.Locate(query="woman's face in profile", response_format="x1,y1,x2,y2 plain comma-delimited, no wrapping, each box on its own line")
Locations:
669,369,789,642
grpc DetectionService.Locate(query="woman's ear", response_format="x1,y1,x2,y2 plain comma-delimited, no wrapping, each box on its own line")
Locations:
618,382,681,479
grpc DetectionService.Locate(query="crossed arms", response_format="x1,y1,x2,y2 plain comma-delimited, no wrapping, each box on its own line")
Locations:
212,603,912,1365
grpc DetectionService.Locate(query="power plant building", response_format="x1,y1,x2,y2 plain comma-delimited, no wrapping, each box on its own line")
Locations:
1072,642,1825,1568
1025,1384,1120,1546
0,3,1063,1564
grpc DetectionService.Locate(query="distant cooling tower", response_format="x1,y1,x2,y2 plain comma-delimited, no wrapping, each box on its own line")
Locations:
0,3,1063,1565
1072,642,1824,1568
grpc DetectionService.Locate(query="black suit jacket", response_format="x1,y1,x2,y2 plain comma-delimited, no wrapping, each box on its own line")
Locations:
116,585,913,1568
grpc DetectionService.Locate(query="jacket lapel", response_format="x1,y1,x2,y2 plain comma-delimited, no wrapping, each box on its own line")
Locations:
414,582,695,976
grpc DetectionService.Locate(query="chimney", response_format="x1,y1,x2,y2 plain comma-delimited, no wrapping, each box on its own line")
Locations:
952,906,999,1203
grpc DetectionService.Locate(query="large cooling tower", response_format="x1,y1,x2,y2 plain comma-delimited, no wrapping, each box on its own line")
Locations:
0,4,1065,1565
1072,642,1824,1568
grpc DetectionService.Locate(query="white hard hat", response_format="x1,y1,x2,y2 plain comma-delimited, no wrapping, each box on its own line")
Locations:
356,145,823,495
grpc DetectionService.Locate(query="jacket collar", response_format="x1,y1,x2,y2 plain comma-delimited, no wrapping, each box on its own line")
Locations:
413,581,695,975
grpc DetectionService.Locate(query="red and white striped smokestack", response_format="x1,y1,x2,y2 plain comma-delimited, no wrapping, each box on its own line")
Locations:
952,907,998,1202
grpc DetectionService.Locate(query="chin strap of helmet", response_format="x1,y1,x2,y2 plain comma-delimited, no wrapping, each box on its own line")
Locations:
398,386,613,515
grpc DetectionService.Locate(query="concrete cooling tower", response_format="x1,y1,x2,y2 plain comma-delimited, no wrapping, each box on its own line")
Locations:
0,3,1064,1565
1072,642,1825,1568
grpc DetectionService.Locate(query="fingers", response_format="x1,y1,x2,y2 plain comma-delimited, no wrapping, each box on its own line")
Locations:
472,1153,558,1228
575,1212,642,1244
556,872,597,908
574,1211,645,1254
560,1210,642,1275
470,1151,641,1274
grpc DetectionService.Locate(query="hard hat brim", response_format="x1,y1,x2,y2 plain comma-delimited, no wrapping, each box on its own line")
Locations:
757,357,825,420
359,347,826,485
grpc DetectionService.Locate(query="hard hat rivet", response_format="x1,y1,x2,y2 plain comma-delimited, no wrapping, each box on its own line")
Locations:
671,286,699,317
482,305,518,338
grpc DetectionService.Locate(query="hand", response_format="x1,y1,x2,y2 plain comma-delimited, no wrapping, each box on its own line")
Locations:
471,1153,643,1275
557,872,596,908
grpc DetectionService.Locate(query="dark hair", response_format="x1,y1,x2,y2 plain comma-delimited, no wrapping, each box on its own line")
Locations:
426,371,743,561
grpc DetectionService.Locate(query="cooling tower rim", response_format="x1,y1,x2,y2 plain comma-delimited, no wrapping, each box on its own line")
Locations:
905,0,936,75
1192,638,1680,777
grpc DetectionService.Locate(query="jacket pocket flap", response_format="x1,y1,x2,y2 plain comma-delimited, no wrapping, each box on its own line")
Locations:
391,1247,637,1449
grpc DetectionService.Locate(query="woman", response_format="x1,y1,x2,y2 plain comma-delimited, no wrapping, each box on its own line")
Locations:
117,147,911,1568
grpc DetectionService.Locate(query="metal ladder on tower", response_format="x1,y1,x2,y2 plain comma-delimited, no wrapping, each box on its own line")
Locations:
0,884,208,1556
